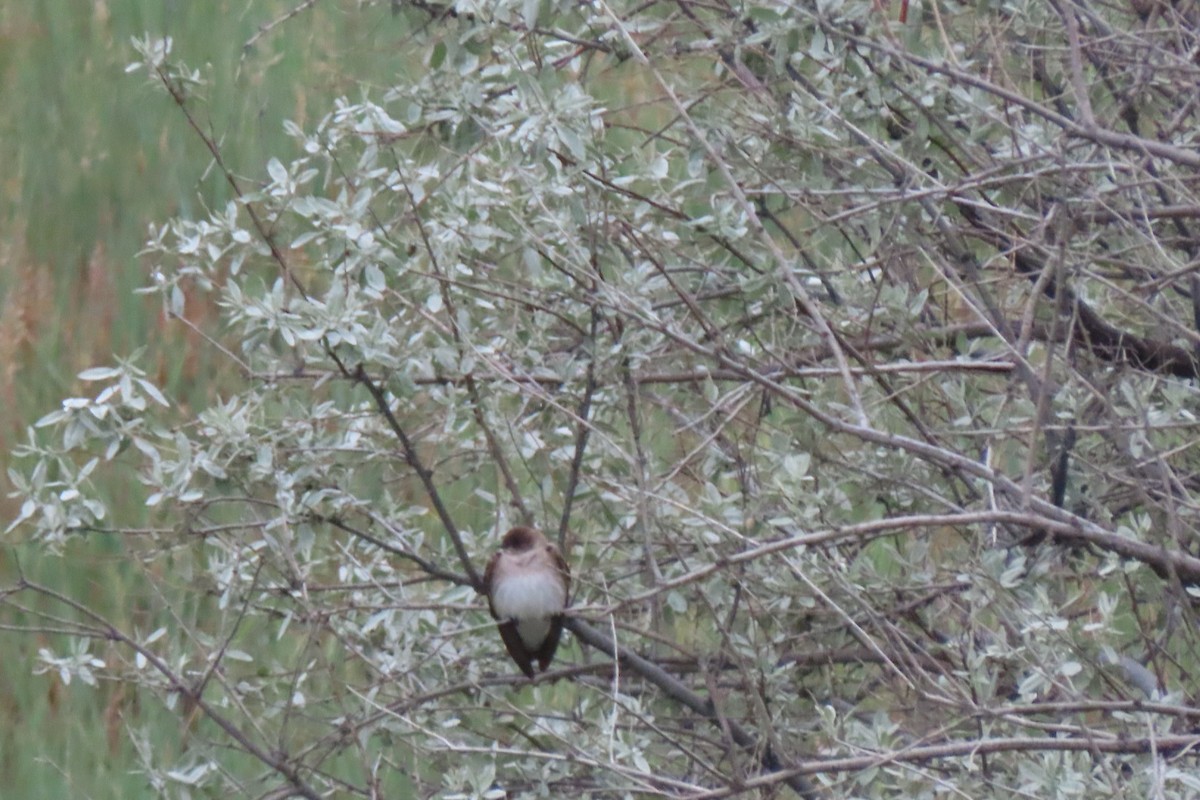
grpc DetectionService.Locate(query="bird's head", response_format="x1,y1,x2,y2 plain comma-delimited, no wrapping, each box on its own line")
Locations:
500,526,543,552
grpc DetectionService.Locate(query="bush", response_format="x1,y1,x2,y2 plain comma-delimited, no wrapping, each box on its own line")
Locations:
8,1,1200,796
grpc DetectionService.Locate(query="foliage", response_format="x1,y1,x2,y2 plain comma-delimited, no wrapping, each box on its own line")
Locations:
0,5,438,798
7,0,1200,797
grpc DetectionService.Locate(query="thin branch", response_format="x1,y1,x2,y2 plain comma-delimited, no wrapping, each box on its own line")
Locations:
831,22,1200,169
557,310,599,549
396,166,534,528
599,2,868,425
682,733,1200,798
153,64,309,300
566,616,824,800
241,0,322,58
323,514,471,586
335,354,482,589
12,578,325,800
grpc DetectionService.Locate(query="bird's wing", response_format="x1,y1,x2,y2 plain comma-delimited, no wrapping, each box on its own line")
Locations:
533,541,571,673
497,619,537,678
534,614,565,673
482,550,502,619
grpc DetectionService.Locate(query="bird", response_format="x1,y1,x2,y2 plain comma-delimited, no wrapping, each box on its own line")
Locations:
483,526,571,678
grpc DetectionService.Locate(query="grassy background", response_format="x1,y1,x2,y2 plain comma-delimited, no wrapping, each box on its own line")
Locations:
0,2,406,796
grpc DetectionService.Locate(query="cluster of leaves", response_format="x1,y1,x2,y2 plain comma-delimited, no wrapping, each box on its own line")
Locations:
7,0,1200,796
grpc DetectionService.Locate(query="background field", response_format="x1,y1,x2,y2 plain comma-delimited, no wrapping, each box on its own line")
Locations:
0,3,400,795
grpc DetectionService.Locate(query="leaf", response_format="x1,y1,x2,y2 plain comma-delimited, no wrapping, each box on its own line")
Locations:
267,157,289,185
428,41,447,70
77,366,120,381
523,0,540,30
137,378,170,407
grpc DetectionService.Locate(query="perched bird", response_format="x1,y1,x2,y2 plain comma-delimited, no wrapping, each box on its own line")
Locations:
483,526,571,678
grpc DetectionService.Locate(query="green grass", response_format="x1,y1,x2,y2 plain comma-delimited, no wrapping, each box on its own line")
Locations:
0,2,417,795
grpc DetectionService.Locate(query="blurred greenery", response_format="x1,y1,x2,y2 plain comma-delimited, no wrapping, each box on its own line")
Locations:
0,2,406,796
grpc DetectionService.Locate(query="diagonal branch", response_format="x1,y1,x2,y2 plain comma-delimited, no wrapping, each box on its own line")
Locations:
12,577,324,800
333,353,482,590
958,203,1200,378
565,616,824,800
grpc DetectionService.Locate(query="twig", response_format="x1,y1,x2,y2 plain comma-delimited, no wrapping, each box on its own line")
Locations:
242,0,322,58
332,352,482,589
13,578,324,800
557,310,599,549
566,616,824,800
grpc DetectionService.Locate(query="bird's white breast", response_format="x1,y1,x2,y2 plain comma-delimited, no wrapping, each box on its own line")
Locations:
491,570,567,648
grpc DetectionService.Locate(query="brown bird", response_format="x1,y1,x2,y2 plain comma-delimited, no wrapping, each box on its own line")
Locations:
483,526,571,678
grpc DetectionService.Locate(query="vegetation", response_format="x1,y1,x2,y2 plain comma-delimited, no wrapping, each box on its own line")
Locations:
0,3,407,797
5,0,1200,797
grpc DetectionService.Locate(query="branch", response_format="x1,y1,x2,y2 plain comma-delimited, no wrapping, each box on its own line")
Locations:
957,203,1200,378
565,616,824,800
323,514,471,586
153,63,309,301
557,321,598,549
13,578,324,800
684,733,1200,798
630,320,1200,585
598,0,868,426
398,166,535,528
834,23,1200,169
337,356,482,589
